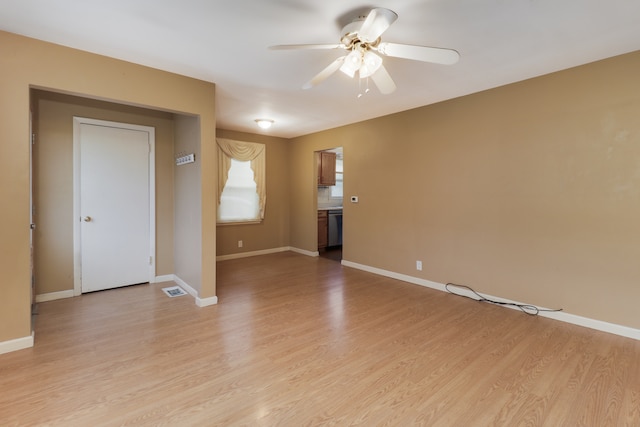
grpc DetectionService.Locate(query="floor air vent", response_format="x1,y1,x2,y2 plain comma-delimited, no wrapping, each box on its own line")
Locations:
162,286,187,298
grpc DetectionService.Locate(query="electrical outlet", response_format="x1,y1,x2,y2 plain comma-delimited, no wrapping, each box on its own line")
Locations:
238,240,243,248
416,260,422,271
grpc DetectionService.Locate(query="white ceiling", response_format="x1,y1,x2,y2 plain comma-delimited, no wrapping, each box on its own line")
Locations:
1,0,639,138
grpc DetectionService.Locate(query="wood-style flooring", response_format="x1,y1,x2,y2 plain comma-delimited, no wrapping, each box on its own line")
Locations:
1,251,639,426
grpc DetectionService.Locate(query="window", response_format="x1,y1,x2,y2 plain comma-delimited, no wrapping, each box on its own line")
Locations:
218,159,259,222
217,139,265,224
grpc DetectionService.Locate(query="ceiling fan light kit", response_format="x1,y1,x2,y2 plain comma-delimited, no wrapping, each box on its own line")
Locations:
359,51,383,78
270,7,459,95
339,50,363,77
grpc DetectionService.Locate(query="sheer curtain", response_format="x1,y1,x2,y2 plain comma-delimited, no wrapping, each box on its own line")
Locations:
216,138,266,219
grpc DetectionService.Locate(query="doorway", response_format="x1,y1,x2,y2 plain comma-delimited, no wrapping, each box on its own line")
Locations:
317,147,343,262
73,117,156,293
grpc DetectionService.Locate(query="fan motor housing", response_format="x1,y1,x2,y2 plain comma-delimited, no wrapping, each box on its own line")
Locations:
341,17,381,49
340,18,365,45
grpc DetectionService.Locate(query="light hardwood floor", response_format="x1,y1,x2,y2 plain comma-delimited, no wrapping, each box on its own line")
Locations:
1,252,639,426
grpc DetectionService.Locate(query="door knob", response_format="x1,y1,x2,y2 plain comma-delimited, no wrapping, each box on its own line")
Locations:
83,216,92,222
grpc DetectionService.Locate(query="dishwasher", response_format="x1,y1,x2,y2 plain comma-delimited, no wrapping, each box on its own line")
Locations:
327,209,343,247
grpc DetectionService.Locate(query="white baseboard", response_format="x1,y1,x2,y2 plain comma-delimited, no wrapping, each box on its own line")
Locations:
171,274,218,307
216,246,290,261
153,274,174,283
172,275,197,297
196,295,218,307
35,290,75,303
289,247,319,257
341,259,640,341
36,277,180,301
0,332,34,355
216,246,320,261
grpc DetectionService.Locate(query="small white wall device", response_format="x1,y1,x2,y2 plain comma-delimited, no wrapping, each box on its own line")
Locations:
176,153,195,165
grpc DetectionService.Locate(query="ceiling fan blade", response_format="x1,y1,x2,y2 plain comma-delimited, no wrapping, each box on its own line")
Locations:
377,42,460,65
302,56,345,89
269,44,343,51
358,8,398,43
370,64,396,94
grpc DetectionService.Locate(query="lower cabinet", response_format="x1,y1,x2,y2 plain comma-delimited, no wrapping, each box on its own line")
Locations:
318,210,328,250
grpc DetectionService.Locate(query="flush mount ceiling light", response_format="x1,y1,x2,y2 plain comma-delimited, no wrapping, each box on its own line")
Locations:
255,119,274,130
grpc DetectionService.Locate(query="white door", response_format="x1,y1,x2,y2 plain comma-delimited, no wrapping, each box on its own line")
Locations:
74,118,155,293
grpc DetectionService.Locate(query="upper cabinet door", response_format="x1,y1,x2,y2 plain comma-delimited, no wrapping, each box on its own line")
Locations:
318,151,336,186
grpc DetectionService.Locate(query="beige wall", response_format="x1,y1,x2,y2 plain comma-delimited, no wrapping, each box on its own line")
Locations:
291,51,640,329
0,30,215,343
216,129,291,256
174,115,203,291
33,91,176,295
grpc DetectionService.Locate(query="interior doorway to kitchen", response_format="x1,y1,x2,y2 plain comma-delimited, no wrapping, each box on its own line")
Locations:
320,246,342,262
316,147,343,262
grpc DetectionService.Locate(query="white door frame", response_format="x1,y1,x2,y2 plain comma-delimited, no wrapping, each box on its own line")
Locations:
29,111,35,310
72,117,156,296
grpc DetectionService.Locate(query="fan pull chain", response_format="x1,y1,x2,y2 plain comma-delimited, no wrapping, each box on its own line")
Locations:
357,77,371,98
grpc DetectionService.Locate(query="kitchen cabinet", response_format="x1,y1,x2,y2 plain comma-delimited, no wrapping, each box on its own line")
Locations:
317,151,336,186
317,210,328,250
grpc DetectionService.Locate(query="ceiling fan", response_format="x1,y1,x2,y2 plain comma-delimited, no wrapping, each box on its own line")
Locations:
270,8,460,95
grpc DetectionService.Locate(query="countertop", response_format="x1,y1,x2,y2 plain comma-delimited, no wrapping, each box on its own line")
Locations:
318,206,343,211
